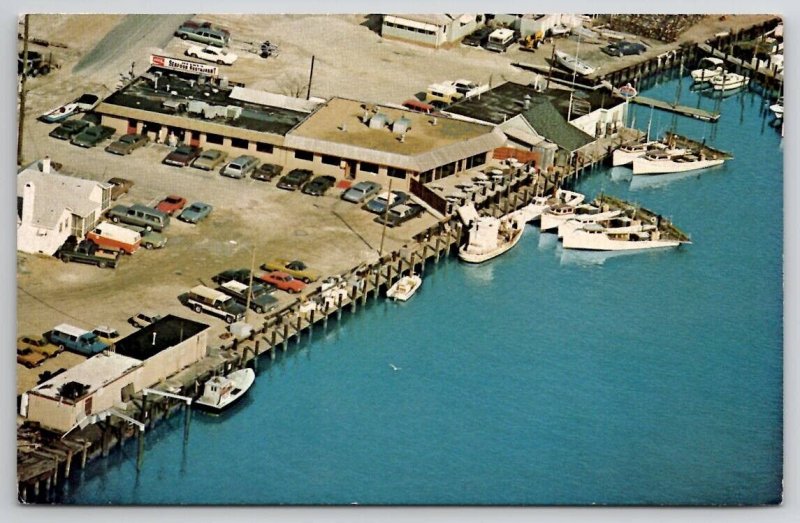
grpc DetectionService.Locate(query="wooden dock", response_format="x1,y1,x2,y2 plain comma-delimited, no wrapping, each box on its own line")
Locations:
630,95,720,122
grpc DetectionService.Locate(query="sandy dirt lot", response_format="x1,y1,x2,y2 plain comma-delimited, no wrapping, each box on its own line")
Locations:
16,14,775,394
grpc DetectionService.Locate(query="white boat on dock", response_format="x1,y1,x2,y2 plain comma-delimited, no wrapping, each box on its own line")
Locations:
557,209,624,239
710,72,749,92
195,368,255,412
457,204,527,264
554,49,596,76
540,203,600,233
691,57,725,83
386,274,422,301
562,222,683,251
517,189,585,222
632,150,725,175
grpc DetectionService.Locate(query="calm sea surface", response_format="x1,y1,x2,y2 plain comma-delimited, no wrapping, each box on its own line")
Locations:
59,75,784,505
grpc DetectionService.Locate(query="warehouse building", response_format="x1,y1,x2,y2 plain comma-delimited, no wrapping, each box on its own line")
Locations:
381,14,484,48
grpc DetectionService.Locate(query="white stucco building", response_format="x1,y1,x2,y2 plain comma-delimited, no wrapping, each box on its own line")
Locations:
17,158,112,256
381,14,484,48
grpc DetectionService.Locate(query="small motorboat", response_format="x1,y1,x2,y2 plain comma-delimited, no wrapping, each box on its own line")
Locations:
386,274,422,301
769,97,784,120
710,72,749,91
554,50,596,76
195,368,255,412
691,57,725,83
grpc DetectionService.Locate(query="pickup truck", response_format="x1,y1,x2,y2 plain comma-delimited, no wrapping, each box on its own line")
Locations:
57,236,121,269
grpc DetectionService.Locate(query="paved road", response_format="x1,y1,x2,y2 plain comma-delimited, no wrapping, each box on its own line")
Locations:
73,14,191,76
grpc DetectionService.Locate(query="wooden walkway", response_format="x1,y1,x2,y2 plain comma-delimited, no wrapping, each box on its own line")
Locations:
630,95,720,122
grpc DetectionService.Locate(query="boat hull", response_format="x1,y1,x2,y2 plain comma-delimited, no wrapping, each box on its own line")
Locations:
562,230,681,251
386,275,422,301
459,220,524,263
194,368,255,412
632,157,724,175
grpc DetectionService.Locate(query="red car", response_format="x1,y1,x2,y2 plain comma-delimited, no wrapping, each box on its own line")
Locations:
259,271,306,293
155,195,187,215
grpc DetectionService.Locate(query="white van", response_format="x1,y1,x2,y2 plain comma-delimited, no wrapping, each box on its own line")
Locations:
485,28,515,52
86,221,142,254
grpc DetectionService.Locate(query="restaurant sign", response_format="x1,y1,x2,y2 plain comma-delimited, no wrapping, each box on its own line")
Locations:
149,55,218,77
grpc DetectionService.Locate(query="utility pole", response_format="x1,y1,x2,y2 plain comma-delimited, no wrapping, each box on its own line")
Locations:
306,55,315,100
17,14,29,167
245,246,256,324
378,178,393,257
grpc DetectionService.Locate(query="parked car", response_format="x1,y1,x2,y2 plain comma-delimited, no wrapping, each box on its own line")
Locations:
302,175,336,196
462,26,493,47
57,236,121,269
375,203,425,227
155,195,188,216
49,119,90,140
217,280,279,314
342,181,382,203
364,190,409,214
105,133,149,155
175,21,230,47
106,177,134,200
277,169,314,191
92,326,121,346
17,335,62,358
602,41,647,57
186,45,238,65
212,268,263,286
252,163,283,182
118,223,167,249
178,202,213,224
221,155,260,179
192,149,228,171
259,271,306,293
260,259,321,283
18,348,47,368
107,203,170,231
163,144,202,167
402,99,437,115
128,310,162,329
70,124,115,148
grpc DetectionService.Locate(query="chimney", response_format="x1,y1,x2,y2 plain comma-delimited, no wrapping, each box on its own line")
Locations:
22,182,35,225
42,156,51,174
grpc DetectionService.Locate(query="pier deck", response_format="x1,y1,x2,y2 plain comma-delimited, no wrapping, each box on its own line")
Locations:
630,95,720,122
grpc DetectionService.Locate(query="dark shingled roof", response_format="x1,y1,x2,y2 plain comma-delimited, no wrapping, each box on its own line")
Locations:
521,99,595,152
445,81,619,151
115,315,208,361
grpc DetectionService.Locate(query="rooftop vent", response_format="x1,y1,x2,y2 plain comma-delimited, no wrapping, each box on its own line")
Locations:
392,116,411,134
59,381,89,400
369,113,391,129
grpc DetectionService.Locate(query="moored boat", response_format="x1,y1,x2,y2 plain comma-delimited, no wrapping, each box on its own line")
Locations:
386,274,422,301
517,189,585,222
457,205,527,263
632,150,725,175
562,222,684,251
612,141,685,167
557,209,623,239
710,72,749,91
195,368,255,412
769,98,783,120
554,50,596,76
540,203,600,233
691,57,725,83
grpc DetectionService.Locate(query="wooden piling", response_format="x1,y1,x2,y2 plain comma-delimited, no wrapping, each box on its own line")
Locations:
337,292,343,320
282,323,289,351
295,315,302,345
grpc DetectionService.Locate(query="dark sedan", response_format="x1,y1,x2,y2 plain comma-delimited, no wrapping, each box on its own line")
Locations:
277,169,313,191
302,175,337,196
602,41,647,57
364,190,409,214
105,133,149,155
70,125,115,148
49,119,90,140
252,163,283,182
462,27,492,47
375,203,425,227
163,144,202,167
211,268,275,292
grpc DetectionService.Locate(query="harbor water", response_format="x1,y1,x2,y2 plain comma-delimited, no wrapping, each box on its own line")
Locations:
58,75,783,505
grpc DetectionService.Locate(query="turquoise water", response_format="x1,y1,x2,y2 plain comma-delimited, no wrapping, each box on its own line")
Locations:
58,76,783,505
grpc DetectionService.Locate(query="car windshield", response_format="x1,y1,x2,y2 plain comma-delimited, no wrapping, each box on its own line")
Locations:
120,135,137,143
175,146,192,154
201,151,218,159
189,205,203,212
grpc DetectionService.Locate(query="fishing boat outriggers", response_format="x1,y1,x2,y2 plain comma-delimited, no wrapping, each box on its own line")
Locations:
457,204,527,263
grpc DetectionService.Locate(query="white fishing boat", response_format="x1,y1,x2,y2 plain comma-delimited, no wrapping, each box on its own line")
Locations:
516,189,585,222
612,141,686,167
554,49,596,76
562,222,683,251
710,72,749,91
557,209,623,239
195,368,255,412
457,205,527,263
386,274,422,301
540,203,599,233
691,57,725,83
632,150,725,175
